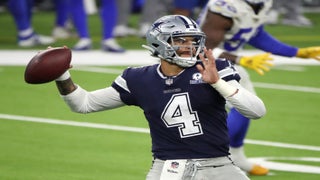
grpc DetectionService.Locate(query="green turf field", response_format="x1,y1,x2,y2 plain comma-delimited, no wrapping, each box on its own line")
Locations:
0,10,320,180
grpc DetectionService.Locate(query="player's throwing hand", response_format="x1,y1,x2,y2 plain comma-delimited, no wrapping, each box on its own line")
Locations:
197,48,220,84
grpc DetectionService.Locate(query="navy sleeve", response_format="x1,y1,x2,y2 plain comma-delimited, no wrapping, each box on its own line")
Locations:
215,59,241,82
111,68,137,106
248,26,298,57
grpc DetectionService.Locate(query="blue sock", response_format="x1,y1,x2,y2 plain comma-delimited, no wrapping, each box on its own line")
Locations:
54,0,69,27
100,0,117,40
8,0,34,31
69,0,89,38
227,108,250,147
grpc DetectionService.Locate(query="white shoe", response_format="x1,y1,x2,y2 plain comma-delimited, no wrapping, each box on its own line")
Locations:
52,26,72,39
18,34,55,47
101,38,125,53
138,23,151,38
113,25,137,37
73,38,92,50
282,15,313,27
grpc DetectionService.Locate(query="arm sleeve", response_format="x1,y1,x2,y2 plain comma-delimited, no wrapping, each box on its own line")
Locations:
248,26,298,57
225,80,266,119
62,85,125,113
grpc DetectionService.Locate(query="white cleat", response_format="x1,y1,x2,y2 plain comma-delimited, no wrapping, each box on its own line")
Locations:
101,38,125,53
72,38,92,50
282,16,313,27
52,26,72,39
18,34,55,47
113,25,137,37
138,23,151,38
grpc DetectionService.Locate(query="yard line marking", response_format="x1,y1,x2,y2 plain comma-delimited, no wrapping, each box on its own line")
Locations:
0,113,149,133
272,66,306,72
245,139,320,151
250,157,320,174
1,113,320,152
73,66,123,74
253,82,320,93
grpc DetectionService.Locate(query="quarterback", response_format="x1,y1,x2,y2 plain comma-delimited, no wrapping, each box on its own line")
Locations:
54,15,266,179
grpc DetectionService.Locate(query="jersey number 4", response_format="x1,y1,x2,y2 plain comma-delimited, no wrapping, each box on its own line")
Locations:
161,93,203,138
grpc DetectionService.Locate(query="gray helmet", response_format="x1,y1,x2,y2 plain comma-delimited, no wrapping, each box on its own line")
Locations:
143,15,206,68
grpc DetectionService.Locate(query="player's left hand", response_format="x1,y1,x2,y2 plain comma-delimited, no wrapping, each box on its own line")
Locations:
197,48,220,84
297,46,320,60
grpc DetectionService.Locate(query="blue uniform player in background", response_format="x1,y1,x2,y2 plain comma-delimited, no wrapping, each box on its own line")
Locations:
54,15,266,179
198,0,320,175
7,0,55,47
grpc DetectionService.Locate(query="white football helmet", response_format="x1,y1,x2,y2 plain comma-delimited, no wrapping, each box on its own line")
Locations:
143,15,206,68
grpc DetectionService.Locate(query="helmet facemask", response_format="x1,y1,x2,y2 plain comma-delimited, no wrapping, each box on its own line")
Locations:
143,15,206,68
165,33,205,67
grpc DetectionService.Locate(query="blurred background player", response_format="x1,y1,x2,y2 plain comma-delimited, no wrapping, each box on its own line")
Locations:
52,0,124,52
51,0,73,40
99,0,124,52
198,0,320,175
173,0,208,19
7,0,55,47
113,0,172,38
266,0,313,27
113,0,140,37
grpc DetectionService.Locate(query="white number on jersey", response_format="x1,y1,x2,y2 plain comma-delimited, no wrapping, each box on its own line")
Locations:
161,93,203,138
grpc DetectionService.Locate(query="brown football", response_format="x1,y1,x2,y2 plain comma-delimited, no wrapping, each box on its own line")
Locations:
24,47,72,84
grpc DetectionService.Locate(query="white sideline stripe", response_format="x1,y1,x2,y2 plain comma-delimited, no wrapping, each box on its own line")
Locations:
245,139,320,152
0,49,319,66
253,82,320,93
1,113,320,152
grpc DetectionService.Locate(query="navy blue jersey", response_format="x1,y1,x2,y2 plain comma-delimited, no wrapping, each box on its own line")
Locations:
112,59,240,160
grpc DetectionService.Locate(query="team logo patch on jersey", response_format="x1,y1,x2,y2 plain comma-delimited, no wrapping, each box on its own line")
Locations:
165,78,174,85
171,161,180,169
190,73,204,84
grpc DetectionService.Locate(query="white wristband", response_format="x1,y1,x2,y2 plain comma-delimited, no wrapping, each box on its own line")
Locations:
212,48,224,59
211,79,238,98
56,71,71,81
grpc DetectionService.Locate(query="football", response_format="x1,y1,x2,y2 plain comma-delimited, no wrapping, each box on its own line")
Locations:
24,47,72,84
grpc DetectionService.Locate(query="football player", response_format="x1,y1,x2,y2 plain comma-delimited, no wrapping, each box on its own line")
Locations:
55,15,266,179
52,0,124,52
198,0,320,175
7,0,55,47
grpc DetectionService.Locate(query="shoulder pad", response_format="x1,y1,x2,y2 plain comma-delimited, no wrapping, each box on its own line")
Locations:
207,0,238,18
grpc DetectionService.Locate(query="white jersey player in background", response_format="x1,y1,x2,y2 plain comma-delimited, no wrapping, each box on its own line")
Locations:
198,0,320,176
